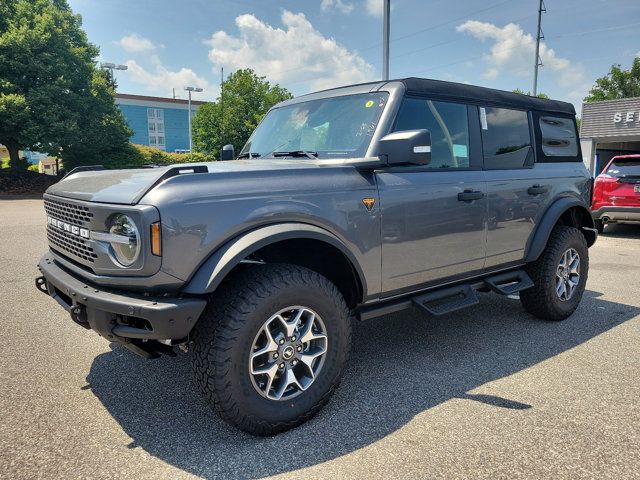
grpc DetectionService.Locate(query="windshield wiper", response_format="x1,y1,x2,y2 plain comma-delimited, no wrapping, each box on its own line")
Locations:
272,150,318,159
236,152,261,159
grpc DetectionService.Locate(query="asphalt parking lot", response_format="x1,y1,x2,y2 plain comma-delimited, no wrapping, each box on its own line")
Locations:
1,198,639,479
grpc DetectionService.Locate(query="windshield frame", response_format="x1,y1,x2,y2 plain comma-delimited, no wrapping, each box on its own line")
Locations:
239,91,390,160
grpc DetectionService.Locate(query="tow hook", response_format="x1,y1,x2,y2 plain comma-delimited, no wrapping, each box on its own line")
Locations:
70,304,90,329
35,276,49,295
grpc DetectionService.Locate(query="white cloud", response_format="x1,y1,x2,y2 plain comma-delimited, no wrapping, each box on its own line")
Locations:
456,20,588,92
483,67,498,80
205,11,374,92
125,55,214,99
321,0,354,14
116,33,156,53
366,0,384,17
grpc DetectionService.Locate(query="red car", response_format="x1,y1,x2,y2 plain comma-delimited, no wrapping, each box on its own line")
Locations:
592,154,640,233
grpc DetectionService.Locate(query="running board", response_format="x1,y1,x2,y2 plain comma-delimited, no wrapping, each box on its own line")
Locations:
357,268,534,321
412,284,479,316
483,270,533,296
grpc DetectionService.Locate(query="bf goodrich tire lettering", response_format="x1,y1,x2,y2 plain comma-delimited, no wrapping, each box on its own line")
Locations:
191,264,351,436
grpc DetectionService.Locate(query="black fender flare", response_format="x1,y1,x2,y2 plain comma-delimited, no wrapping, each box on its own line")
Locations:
524,196,595,263
182,222,367,296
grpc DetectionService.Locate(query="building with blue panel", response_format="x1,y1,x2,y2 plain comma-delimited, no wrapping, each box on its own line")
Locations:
115,93,207,152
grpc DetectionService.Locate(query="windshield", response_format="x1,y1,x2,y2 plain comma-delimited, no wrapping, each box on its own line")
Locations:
239,92,389,159
606,158,640,177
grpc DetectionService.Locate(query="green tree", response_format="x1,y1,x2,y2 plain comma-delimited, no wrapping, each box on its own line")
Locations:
512,88,550,99
193,69,292,158
60,69,132,170
584,58,640,102
0,0,131,171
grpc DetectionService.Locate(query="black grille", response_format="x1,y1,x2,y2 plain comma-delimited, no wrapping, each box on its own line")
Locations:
44,197,93,224
47,225,98,263
44,197,97,265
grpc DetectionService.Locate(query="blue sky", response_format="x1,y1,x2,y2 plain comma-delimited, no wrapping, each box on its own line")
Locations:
68,0,640,113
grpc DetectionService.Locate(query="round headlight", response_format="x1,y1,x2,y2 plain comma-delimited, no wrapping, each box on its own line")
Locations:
109,214,140,266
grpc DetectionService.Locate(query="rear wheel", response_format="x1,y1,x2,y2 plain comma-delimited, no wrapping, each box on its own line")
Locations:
521,226,589,321
191,264,351,436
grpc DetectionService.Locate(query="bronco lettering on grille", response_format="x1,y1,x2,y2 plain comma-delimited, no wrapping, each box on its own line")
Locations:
47,215,90,239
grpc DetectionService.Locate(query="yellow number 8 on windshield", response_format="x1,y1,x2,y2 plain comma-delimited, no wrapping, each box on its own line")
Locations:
365,100,375,108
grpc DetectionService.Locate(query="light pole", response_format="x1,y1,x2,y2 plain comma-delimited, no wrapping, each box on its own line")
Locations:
100,62,128,86
184,86,203,152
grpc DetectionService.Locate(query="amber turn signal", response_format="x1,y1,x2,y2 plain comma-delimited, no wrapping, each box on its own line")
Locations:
150,222,161,256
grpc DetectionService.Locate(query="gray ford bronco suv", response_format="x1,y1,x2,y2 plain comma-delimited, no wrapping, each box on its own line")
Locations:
36,78,597,435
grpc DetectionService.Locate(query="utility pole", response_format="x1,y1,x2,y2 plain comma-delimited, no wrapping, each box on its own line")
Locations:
220,67,224,144
184,86,203,152
382,0,390,80
533,0,545,96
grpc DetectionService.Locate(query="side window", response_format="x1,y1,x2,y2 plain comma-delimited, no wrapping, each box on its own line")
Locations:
394,97,469,169
539,116,578,157
480,107,531,169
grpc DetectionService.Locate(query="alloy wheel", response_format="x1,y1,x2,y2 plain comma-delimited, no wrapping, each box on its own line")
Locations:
249,306,328,401
555,248,580,301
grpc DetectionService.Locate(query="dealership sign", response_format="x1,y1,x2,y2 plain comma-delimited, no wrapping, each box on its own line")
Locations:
613,111,639,123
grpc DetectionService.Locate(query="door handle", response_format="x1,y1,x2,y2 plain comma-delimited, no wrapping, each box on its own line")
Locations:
528,185,549,195
458,190,484,202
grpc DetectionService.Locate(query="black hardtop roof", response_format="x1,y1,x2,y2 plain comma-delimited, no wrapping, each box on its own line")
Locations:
287,77,575,116
401,77,575,115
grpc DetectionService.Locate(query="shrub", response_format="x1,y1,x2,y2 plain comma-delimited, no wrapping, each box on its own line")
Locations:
0,169,57,195
105,144,217,169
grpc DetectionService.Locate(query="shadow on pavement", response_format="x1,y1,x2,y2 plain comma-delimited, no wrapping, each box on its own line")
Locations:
600,223,640,240
85,290,638,479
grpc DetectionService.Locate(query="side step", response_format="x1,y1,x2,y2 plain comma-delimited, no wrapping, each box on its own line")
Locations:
357,268,535,321
412,284,479,316
483,270,533,296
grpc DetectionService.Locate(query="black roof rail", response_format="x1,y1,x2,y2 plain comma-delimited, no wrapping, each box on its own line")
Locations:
61,165,105,180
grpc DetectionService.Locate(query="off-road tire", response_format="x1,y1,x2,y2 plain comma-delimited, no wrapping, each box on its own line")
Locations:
191,264,351,436
520,226,589,321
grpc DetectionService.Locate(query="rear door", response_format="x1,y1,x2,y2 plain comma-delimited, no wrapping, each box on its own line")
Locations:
376,97,487,297
480,106,551,268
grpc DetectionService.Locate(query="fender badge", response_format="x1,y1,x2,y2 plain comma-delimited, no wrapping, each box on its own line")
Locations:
362,197,376,211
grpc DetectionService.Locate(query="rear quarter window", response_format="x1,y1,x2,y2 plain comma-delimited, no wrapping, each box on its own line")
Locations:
531,111,581,162
539,116,578,157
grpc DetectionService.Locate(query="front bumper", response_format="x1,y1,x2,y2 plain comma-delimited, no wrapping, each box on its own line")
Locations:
592,206,640,223
36,254,207,356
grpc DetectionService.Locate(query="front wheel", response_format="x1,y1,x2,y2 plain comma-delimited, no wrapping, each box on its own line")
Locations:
191,264,351,436
520,226,589,321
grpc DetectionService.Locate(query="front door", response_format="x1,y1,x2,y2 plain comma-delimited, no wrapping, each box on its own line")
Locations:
377,97,487,297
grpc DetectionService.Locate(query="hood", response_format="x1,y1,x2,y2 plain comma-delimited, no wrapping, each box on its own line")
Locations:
45,159,324,205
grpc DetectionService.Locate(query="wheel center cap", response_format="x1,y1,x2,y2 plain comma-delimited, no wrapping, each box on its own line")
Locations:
282,346,295,360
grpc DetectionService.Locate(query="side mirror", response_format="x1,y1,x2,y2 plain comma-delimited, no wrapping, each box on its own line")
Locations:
221,144,234,161
377,129,431,166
